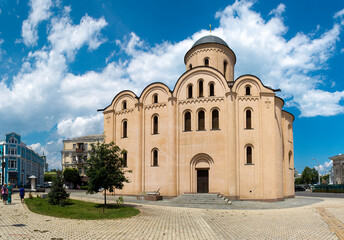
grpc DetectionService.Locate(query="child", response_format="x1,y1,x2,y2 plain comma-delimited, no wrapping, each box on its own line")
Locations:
19,185,25,203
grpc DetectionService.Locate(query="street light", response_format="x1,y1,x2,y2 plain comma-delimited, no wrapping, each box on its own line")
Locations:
0,148,4,185
312,158,320,185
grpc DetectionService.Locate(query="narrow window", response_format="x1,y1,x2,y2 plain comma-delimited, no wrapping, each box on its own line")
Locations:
153,115,159,134
123,152,127,167
209,83,215,96
247,146,252,164
185,111,191,131
212,109,219,130
198,110,205,130
153,94,158,103
204,58,209,66
188,85,193,98
245,86,251,96
153,150,158,166
189,64,192,69
224,61,227,79
122,100,127,110
246,110,252,129
122,121,128,138
199,80,204,97
289,151,292,165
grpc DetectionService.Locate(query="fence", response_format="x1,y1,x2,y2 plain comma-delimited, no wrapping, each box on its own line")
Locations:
312,185,344,193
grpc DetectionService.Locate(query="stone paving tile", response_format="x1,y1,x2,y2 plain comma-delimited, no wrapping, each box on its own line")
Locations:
0,194,341,239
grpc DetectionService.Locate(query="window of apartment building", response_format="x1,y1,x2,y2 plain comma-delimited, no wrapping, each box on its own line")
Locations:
9,147,17,155
9,159,17,168
73,144,76,149
73,156,76,163
84,143,88,150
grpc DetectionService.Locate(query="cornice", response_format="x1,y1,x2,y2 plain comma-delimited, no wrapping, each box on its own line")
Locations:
178,97,224,105
238,96,259,101
114,108,134,116
144,103,167,110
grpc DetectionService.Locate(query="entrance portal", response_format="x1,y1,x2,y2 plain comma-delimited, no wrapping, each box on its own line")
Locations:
197,170,209,193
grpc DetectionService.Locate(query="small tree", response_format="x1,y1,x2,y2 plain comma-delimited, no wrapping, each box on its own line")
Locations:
301,167,319,185
63,168,81,188
48,172,70,206
86,142,130,208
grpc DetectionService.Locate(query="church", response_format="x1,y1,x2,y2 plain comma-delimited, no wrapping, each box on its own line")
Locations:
99,34,295,201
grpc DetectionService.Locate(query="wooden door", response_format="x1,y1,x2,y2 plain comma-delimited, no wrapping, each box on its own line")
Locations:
197,170,209,193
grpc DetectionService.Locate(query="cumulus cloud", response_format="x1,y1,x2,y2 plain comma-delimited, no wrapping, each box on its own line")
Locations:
2,0,344,169
314,160,333,174
57,114,103,139
22,0,52,46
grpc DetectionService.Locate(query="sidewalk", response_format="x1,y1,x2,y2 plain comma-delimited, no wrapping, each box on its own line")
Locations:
0,192,341,239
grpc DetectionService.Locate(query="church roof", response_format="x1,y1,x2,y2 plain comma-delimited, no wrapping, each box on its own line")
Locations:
192,35,229,48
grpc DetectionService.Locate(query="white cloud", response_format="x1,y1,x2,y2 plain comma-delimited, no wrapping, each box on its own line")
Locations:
269,3,285,17
57,114,103,139
334,9,344,19
48,14,107,60
314,160,333,174
22,0,52,46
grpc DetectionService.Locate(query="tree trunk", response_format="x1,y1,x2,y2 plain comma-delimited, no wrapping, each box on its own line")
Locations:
103,189,106,213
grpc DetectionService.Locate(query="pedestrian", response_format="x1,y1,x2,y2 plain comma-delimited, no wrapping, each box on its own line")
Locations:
7,183,13,204
19,185,25,203
2,183,8,204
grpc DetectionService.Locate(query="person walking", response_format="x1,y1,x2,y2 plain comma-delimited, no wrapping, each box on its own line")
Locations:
2,183,8,204
7,183,13,204
19,185,25,203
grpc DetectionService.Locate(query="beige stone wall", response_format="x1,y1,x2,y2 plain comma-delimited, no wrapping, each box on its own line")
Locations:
102,40,294,200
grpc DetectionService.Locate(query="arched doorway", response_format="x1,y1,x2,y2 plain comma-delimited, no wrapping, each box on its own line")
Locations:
190,153,214,193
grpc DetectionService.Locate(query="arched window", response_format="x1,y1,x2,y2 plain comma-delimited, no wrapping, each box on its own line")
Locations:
289,151,292,165
122,100,127,110
246,110,252,129
245,86,251,96
212,109,219,130
198,80,204,97
153,94,158,103
123,152,127,167
152,149,158,166
209,83,215,96
184,111,191,131
189,64,192,69
246,146,253,164
204,58,209,66
153,115,159,134
122,120,128,138
223,61,228,79
187,84,193,98
198,110,205,130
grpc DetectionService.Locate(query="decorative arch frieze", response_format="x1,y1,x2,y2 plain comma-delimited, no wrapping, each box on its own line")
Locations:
179,97,224,105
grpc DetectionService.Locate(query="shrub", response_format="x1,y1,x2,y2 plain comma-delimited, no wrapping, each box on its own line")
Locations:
48,173,70,206
29,193,33,199
116,196,124,207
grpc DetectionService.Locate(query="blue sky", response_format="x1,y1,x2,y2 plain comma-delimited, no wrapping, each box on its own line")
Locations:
0,0,343,173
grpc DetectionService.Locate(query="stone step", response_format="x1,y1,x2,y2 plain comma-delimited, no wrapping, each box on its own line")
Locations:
170,194,232,205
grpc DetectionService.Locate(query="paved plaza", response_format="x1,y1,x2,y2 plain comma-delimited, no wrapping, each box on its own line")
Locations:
0,192,343,239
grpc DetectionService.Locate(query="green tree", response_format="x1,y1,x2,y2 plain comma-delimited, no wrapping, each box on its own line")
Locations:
48,172,70,206
294,177,302,185
86,142,130,208
63,168,81,188
301,167,319,184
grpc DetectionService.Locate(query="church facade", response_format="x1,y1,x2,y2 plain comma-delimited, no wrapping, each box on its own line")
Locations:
100,35,295,201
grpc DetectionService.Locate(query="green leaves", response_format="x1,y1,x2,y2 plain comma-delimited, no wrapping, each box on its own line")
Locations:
86,142,130,205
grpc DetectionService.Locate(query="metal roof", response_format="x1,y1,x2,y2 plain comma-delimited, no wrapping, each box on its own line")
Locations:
192,35,229,48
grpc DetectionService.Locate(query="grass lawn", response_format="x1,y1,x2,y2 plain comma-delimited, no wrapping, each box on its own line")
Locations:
25,198,140,220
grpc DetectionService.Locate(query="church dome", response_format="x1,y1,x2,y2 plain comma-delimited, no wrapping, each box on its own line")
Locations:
192,35,229,48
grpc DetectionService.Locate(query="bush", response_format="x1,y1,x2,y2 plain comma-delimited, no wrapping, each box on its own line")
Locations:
116,196,124,207
29,193,33,199
48,173,70,206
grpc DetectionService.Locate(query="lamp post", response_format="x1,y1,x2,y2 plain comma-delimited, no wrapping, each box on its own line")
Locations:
0,148,4,185
312,158,320,185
